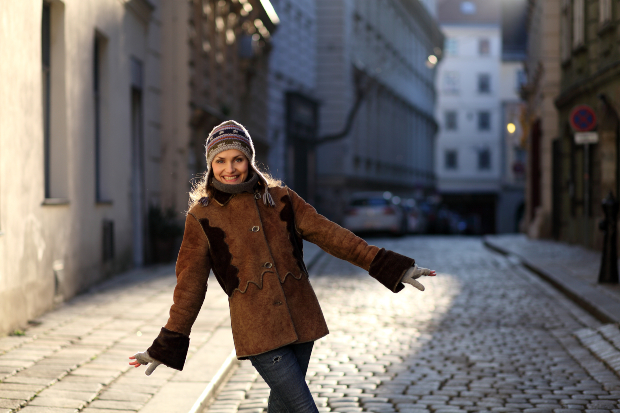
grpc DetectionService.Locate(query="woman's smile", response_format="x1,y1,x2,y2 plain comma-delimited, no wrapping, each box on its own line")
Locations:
212,148,249,184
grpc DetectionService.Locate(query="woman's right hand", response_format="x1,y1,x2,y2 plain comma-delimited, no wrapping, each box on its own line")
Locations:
129,351,162,376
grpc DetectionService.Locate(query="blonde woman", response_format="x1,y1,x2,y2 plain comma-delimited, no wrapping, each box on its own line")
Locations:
130,120,435,412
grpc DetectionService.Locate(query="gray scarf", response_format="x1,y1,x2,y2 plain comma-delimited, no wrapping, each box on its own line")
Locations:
211,172,259,194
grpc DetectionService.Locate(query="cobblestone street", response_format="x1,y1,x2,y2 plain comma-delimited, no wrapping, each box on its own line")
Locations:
204,236,620,413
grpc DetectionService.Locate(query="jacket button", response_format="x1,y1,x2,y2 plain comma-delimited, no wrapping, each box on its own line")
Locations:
264,262,273,268
251,226,260,232
273,301,282,306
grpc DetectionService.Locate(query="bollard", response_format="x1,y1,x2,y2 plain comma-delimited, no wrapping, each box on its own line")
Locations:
598,191,619,284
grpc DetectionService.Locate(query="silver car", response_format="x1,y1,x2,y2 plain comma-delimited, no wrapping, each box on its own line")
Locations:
343,192,406,235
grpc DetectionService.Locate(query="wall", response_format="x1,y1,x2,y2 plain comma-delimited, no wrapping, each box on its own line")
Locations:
0,0,161,335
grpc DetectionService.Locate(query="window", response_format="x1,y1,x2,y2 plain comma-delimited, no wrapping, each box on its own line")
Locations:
42,2,51,198
478,111,491,131
516,69,527,90
445,111,458,130
573,0,584,48
443,71,460,95
445,150,458,170
41,1,68,202
561,0,571,59
478,38,490,56
600,0,612,25
445,38,458,56
478,148,491,170
561,0,571,61
478,73,491,94
460,1,476,14
93,33,110,202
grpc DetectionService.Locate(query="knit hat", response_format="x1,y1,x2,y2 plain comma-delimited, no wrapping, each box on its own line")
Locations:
202,120,275,207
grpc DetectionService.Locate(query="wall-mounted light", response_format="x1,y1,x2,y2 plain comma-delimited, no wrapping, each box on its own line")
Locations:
507,123,516,134
426,54,438,68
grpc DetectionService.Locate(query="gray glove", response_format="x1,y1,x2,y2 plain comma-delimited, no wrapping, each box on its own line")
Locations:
401,264,432,291
133,351,162,376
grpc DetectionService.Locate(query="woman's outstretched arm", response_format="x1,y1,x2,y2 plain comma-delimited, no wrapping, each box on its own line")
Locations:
285,188,432,293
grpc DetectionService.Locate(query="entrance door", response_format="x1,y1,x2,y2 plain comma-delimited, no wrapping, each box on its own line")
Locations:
131,86,145,267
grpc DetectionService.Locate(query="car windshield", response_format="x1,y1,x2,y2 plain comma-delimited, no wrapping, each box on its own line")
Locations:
350,198,390,207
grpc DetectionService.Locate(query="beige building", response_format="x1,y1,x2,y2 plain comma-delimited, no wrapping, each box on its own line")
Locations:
0,0,163,335
521,0,561,239
160,0,279,216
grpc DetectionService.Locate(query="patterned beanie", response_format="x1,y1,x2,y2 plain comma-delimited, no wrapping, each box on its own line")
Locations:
203,120,275,207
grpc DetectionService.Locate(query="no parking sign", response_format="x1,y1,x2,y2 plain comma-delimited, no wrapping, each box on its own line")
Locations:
569,105,597,132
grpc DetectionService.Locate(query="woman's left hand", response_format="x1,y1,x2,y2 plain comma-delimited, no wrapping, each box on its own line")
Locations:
401,265,436,291
129,351,162,376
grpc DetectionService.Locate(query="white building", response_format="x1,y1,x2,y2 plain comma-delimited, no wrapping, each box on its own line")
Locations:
0,0,163,335
315,0,444,221
435,0,524,233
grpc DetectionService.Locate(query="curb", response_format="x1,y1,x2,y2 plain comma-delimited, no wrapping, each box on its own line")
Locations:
483,237,620,325
188,350,239,413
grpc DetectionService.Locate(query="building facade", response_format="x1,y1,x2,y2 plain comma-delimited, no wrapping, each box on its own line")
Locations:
0,0,162,334
435,0,503,234
435,0,526,234
266,0,319,202
314,0,444,222
159,0,280,215
554,0,620,249
521,0,562,239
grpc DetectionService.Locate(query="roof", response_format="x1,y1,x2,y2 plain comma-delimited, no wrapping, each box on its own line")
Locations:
437,0,501,25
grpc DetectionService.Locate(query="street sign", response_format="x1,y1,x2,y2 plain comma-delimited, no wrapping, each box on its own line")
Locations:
570,105,597,132
574,132,599,144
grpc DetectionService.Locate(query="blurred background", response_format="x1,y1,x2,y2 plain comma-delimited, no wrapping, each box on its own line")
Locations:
2,0,619,335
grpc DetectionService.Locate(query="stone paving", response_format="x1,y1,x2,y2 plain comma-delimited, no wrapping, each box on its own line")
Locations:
203,236,620,413
0,264,232,413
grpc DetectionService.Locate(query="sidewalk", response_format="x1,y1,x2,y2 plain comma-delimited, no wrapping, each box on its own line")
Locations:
484,234,620,377
484,234,620,324
0,243,325,413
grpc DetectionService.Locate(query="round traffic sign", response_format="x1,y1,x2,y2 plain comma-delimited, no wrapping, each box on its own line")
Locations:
569,105,597,132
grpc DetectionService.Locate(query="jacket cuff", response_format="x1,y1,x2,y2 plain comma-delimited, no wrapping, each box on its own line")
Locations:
368,249,415,293
147,327,190,371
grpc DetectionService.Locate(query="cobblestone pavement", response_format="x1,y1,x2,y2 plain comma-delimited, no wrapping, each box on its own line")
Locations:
204,236,620,413
0,264,233,413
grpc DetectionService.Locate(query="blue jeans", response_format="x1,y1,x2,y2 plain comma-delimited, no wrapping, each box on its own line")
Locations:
249,342,318,413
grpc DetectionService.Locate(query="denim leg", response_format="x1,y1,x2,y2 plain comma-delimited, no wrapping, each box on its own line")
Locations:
250,342,318,413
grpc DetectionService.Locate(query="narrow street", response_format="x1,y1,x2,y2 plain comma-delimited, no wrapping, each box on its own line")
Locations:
204,236,620,413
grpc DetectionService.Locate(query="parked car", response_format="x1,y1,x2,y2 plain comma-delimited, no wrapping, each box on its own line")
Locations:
343,192,406,235
401,198,427,234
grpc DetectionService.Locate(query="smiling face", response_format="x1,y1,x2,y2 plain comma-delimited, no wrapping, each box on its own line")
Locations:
211,149,250,184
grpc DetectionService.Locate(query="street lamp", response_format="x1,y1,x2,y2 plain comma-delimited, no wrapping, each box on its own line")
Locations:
507,123,516,134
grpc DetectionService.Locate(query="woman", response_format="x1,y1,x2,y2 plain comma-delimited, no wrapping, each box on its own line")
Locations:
129,120,435,412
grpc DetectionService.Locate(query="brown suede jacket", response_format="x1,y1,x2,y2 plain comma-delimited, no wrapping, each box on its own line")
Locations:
147,185,415,370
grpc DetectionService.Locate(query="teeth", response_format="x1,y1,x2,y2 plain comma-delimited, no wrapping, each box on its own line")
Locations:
223,176,238,181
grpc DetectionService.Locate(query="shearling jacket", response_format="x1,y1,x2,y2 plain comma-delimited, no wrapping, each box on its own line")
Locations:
147,184,416,370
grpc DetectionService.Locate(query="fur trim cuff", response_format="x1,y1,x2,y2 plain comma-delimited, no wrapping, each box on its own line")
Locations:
368,249,415,293
147,327,190,371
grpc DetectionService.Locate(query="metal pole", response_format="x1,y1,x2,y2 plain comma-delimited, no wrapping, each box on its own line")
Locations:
599,192,619,284
584,143,590,247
